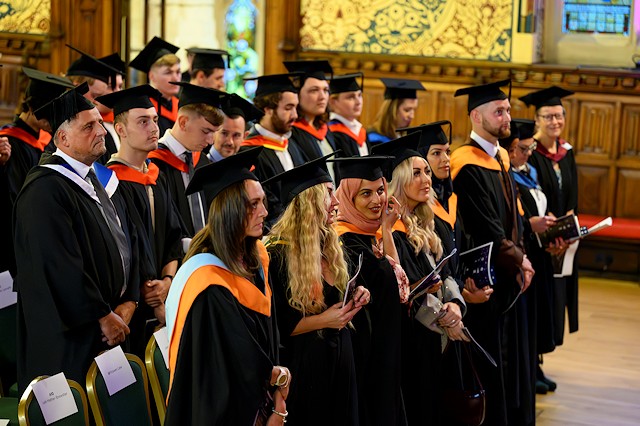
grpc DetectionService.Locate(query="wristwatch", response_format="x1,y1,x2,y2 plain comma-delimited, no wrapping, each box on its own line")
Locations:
274,367,289,387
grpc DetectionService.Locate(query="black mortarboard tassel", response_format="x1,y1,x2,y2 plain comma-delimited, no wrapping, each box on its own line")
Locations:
34,82,95,133
283,59,333,82
23,67,75,111
262,152,336,207
190,48,228,71
380,78,426,100
454,79,511,113
519,86,574,110
244,73,301,98
95,84,161,117
186,146,263,203
370,131,423,176
398,120,452,156
129,36,180,73
222,93,263,122
170,82,227,109
329,73,364,94
328,155,393,181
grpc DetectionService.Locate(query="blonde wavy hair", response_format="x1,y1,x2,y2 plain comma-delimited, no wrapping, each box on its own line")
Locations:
268,184,349,315
388,156,443,260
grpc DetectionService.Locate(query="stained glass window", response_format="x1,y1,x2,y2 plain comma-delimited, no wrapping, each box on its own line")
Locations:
225,0,260,98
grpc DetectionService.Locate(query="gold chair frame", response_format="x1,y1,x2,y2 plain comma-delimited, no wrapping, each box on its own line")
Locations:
17,375,89,426
144,335,168,425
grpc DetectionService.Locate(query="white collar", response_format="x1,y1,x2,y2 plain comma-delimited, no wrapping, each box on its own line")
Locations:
255,123,291,141
329,113,362,135
471,130,499,158
53,149,93,179
159,129,189,158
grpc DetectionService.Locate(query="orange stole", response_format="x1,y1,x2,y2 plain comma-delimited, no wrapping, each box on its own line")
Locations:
292,119,328,141
450,144,510,180
0,126,51,152
147,148,201,173
101,110,114,123
241,134,288,151
334,221,378,237
168,243,271,394
432,194,457,230
150,96,179,123
107,162,159,185
328,122,366,147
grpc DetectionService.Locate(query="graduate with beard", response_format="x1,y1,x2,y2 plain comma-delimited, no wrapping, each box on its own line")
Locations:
97,85,186,357
240,73,306,228
164,147,290,425
450,80,535,426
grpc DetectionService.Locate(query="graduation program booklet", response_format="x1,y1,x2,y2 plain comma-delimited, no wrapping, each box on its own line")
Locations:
535,214,582,248
409,248,457,302
342,253,363,307
459,242,495,287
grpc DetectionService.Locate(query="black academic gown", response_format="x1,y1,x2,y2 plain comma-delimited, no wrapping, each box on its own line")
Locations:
240,128,306,229
452,142,531,426
165,280,279,425
289,125,337,162
529,143,579,343
340,230,406,426
267,243,359,426
13,156,136,391
96,131,118,166
328,121,370,158
107,160,186,357
157,97,178,137
149,145,209,237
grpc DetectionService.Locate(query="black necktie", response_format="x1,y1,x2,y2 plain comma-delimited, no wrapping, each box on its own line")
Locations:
184,152,205,232
87,169,131,293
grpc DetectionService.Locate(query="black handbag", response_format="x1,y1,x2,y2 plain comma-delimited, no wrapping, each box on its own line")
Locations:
442,341,486,426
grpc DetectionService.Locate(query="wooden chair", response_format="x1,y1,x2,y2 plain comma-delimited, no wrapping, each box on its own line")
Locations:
86,353,152,426
144,335,170,425
18,375,89,426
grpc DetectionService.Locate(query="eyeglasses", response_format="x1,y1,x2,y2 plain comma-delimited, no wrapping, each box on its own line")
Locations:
517,142,537,154
538,113,565,122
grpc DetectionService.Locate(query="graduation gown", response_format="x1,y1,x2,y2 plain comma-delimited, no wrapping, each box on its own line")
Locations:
328,120,370,157
290,121,337,162
240,129,306,228
336,224,406,426
529,141,579,342
366,130,392,145
151,96,179,137
148,144,209,237
13,155,134,391
392,224,464,426
267,242,359,426
107,160,186,356
0,118,53,275
451,141,529,426
165,244,278,426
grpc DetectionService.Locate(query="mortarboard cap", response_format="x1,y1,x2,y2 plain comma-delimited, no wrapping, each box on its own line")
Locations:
380,78,426,100
129,36,180,73
190,48,228,71
499,119,537,149
94,84,161,117
262,152,336,207
34,82,95,133
499,121,519,149
398,120,452,156
244,73,301,98
170,82,226,109
186,146,263,203
283,59,333,82
329,73,363,94
99,53,127,75
519,86,574,109
370,131,423,175
22,67,75,111
454,79,511,113
328,155,393,182
65,44,124,89
222,93,263,122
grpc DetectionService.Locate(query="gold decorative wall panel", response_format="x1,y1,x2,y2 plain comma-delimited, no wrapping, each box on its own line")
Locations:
0,0,51,35
300,0,513,61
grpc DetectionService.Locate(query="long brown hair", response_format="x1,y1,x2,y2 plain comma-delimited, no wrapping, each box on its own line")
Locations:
185,181,260,278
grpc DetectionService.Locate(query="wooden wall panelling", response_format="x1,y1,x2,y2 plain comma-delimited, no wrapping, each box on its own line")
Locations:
619,105,640,159
576,165,611,216
263,0,300,74
615,169,640,218
576,100,616,158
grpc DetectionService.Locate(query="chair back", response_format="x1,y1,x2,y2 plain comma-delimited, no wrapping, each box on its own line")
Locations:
144,335,169,425
18,376,89,426
86,353,153,426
